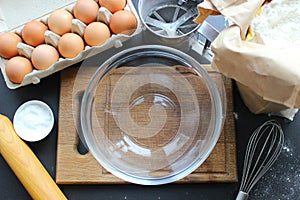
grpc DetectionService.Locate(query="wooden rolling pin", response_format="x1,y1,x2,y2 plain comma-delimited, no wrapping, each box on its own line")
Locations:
0,114,67,200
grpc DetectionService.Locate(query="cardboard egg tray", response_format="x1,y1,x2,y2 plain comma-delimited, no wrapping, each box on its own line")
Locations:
0,0,142,89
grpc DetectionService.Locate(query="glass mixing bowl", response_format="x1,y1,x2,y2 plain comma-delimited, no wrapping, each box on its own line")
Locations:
80,45,226,185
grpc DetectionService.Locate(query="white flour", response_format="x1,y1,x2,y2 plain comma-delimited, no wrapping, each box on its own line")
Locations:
250,138,300,199
15,104,52,134
13,100,54,141
251,0,300,49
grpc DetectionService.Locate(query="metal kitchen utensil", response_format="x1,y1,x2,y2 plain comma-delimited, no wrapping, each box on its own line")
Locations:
138,0,221,61
0,114,66,200
236,120,284,200
138,0,201,38
196,20,220,58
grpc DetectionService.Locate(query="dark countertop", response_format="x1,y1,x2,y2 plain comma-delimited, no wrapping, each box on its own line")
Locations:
1,1,299,199
1,66,299,200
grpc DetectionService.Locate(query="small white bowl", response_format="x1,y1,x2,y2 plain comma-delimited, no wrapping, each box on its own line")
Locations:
13,100,54,142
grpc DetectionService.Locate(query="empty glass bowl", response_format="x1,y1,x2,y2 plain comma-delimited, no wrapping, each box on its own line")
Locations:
80,45,225,185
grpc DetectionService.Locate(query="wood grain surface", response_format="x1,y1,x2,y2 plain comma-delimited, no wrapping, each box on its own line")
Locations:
0,115,67,199
56,64,237,184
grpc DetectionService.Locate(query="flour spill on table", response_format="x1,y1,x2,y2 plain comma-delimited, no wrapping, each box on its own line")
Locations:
250,138,300,199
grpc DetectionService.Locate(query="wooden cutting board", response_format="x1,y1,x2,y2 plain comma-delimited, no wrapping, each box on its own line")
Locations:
56,64,237,184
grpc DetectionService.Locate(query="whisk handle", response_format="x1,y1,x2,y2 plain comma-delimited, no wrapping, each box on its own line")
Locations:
236,191,249,200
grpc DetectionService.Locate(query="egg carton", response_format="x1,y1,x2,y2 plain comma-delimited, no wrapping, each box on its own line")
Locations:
0,0,142,89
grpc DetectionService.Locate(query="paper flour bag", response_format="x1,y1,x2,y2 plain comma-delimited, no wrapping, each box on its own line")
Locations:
194,0,300,119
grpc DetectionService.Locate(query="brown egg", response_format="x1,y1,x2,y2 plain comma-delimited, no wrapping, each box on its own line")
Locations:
22,21,48,47
58,33,84,58
31,44,59,70
84,22,111,46
0,32,22,59
5,56,33,84
48,9,73,35
99,0,126,13
109,10,137,35
74,0,99,24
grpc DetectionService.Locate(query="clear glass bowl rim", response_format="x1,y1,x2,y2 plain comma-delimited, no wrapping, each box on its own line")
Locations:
80,45,226,185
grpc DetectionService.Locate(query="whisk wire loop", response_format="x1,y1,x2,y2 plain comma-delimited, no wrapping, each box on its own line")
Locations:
246,124,277,192
236,120,284,200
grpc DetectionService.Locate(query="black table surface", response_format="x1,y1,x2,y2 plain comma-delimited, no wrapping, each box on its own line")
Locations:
1,1,300,199
1,64,299,200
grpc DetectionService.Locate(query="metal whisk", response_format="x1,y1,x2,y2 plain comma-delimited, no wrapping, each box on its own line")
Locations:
236,120,284,200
